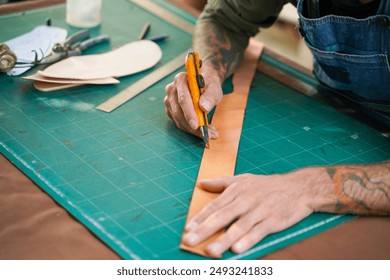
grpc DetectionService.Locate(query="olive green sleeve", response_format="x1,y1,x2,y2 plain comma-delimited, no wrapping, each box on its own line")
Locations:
199,0,288,37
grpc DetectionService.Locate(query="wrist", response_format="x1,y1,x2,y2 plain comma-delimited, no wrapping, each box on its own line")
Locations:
201,62,224,86
288,167,338,213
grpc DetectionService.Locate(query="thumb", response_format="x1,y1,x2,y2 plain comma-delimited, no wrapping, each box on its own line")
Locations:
199,82,223,113
199,176,235,193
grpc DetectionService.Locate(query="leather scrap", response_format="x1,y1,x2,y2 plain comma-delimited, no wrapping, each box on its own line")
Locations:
23,72,119,85
180,39,264,257
38,40,162,80
23,72,119,92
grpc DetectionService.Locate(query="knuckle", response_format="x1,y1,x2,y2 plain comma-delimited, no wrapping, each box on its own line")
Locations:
183,111,193,122
163,96,169,106
174,72,186,81
213,90,223,104
165,108,172,119
210,211,226,223
165,83,172,93
228,222,245,237
207,85,223,103
216,93,223,104
177,93,186,106
227,182,239,194
173,118,187,132
204,201,218,213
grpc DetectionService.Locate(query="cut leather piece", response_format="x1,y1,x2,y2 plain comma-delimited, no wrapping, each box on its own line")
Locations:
25,73,119,92
180,39,264,258
33,81,82,92
24,72,119,84
38,40,162,80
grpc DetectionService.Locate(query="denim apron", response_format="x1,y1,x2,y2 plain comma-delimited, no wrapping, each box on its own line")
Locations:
297,0,390,110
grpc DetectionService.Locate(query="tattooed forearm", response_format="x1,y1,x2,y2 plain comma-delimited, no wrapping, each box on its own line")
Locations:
326,162,390,215
193,19,249,81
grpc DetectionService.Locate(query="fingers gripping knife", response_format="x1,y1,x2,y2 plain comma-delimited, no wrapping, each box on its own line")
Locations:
185,52,210,148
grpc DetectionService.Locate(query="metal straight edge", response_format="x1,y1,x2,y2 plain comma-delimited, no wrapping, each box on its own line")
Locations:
130,0,194,34
96,49,190,112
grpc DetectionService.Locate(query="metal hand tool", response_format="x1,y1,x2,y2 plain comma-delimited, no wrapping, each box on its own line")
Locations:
1,29,109,71
37,29,110,65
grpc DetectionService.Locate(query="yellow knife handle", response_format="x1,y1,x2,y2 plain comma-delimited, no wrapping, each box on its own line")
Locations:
185,51,208,127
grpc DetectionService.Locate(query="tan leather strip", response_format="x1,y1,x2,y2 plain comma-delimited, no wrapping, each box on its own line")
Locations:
180,39,264,257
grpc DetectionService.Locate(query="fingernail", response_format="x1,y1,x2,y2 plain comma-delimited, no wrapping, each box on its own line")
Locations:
232,242,245,253
189,119,198,130
207,242,222,256
185,221,197,231
183,233,199,246
201,100,212,112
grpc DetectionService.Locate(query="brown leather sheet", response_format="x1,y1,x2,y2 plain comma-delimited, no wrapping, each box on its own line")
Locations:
0,154,120,260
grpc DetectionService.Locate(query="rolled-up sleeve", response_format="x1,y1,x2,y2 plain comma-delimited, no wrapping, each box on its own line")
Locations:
199,0,288,37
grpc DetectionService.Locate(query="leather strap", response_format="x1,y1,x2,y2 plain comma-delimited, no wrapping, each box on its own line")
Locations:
180,39,264,257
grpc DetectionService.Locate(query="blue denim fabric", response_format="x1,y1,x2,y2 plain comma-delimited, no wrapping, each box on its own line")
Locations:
297,0,390,102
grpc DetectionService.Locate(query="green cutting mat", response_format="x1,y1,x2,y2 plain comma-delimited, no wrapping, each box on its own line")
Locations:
1,0,389,260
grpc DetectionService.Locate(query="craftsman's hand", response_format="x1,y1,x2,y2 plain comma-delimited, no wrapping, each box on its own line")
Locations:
182,171,319,258
164,65,223,139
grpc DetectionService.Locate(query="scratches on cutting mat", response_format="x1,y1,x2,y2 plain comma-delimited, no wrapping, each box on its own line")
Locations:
37,97,95,112
131,209,145,222
63,140,73,149
350,133,359,140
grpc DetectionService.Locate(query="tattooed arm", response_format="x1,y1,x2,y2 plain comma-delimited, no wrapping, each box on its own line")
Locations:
318,163,390,215
192,17,249,84
164,0,285,137
193,0,287,80
182,162,390,257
